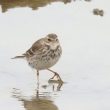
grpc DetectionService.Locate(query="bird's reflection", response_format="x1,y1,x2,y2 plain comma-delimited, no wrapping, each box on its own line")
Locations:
0,0,72,13
12,79,63,110
48,79,63,91
22,92,58,110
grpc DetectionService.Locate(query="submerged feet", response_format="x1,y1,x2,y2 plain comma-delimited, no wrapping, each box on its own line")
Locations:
36,69,63,83
36,69,63,91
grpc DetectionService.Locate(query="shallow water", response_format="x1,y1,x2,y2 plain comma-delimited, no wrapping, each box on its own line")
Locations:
0,0,110,110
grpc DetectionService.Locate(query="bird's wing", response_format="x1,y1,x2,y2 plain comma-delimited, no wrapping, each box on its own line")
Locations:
24,38,44,57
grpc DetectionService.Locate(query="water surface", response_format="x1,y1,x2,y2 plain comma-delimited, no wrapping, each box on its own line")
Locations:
0,0,110,110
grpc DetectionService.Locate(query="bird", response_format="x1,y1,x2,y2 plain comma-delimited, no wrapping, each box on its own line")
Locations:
12,33,63,82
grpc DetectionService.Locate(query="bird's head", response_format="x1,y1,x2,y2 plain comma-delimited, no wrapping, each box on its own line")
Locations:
44,33,60,49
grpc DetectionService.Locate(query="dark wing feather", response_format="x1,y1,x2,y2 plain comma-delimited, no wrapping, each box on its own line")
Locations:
24,38,44,57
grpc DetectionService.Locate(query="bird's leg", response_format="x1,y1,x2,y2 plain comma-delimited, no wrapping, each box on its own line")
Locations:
47,69,59,79
47,69,63,82
36,70,39,98
37,70,39,81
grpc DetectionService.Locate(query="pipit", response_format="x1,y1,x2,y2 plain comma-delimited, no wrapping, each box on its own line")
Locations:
12,33,63,82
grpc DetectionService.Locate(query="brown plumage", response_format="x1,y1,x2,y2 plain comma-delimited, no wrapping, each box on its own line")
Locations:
12,33,63,82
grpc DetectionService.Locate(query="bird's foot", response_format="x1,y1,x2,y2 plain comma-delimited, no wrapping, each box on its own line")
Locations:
49,72,63,83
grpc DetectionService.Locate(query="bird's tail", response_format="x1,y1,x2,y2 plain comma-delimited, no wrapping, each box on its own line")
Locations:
11,55,25,59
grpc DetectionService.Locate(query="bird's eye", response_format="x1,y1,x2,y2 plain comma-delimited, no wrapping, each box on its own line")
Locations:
47,38,52,42
56,39,58,41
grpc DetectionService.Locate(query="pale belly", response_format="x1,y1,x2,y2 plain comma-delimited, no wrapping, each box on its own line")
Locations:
27,50,61,70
